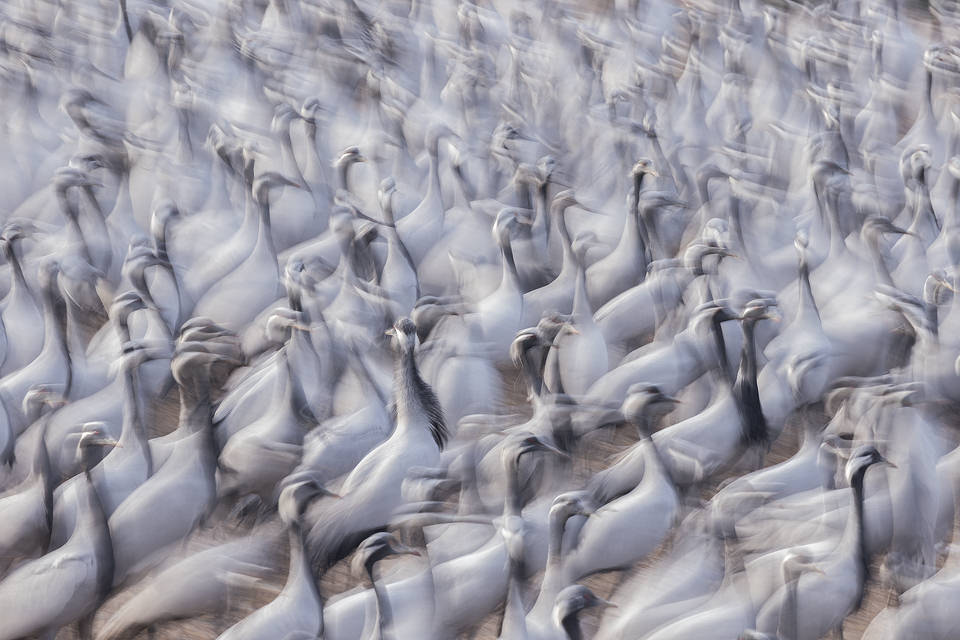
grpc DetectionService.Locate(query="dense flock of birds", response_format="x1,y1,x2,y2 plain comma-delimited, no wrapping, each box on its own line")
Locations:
5,0,960,638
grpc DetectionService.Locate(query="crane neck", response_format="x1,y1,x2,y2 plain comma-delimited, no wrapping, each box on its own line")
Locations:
392,343,446,449
544,337,566,396
255,192,279,268
78,458,115,598
709,312,733,382
39,280,71,386
727,193,749,263
817,182,847,261
205,147,235,212
63,296,94,369
628,172,650,262
57,189,94,266
303,120,330,196
2,238,29,300
179,388,213,436
279,124,310,198
533,179,550,239
735,318,768,447
560,612,585,640
843,463,871,609
864,232,895,287
425,142,443,211
797,257,821,324
367,560,396,640
571,262,591,319
552,202,577,277
947,173,960,232
338,159,357,195
500,546,528,639
778,572,801,640
79,184,111,267
118,361,151,475
503,457,525,518
909,173,939,239
499,235,521,295
639,424,671,481
517,343,545,402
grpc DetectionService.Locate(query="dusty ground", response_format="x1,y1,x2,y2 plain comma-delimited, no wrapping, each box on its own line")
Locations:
47,362,949,640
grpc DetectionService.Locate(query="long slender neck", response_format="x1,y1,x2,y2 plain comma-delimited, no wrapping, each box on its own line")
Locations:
561,614,584,640
3,239,29,299
255,193,279,268
425,142,442,210
118,363,151,474
392,344,444,448
797,257,821,323
303,120,330,192
530,506,573,622
553,203,576,274
205,151,233,211
638,420,670,479
337,159,353,193
279,125,309,192
533,180,550,239
948,174,960,230
865,233,895,287
818,184,847,259
119,0,132,41
710,313,732,381
844,465,871,609
34,419,55,546
778,572,800,640
500,548,528,638
503,458,523,518
179,391,212,436
910,173,939,237
367,561,396,640
545,337,566,395
629,172,650,261
923,69,935,123
736,319,768,446
518,345,544,402
284,522,315,596
39,283,70,380
79,463,114,598
80,184,110,254
499,237,521,294
58,190,94,265
571,263,590,319
63,298,92,367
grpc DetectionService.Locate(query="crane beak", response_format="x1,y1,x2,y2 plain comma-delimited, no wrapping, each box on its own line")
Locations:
591,595,618,609
537,439,570,459
391,542,422,557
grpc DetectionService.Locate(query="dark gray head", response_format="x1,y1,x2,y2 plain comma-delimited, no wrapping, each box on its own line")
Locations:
335,146,366,167
278,478,338,527
739,299,781,323
504,434,566,469
553,584,616,629
352,532,419,578
550,492,592,523
510,328,541,368
386,317,419,353
622,383,679,428
70,424,118,472
844,445,892,486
